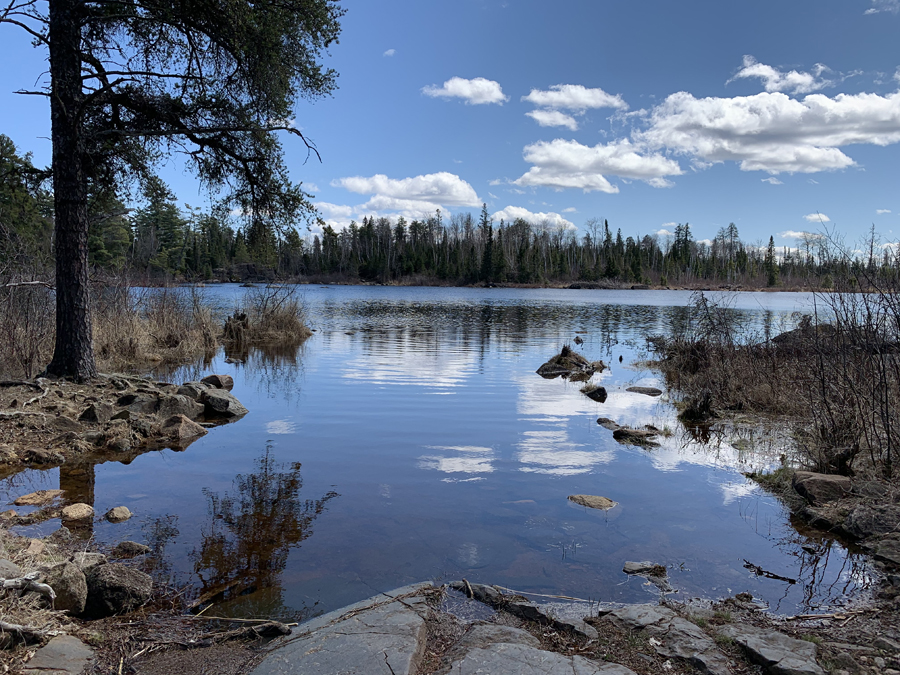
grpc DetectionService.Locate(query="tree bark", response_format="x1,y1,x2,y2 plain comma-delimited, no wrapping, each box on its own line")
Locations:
45,0,97,381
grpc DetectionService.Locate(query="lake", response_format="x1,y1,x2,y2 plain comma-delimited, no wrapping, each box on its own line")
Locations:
2,286,873,619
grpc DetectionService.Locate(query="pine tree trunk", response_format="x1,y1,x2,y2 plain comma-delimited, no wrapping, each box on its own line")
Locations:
45,0,97,381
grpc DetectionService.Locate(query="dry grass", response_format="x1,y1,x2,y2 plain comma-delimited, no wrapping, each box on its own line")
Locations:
0,278,311,380
654,286,900,479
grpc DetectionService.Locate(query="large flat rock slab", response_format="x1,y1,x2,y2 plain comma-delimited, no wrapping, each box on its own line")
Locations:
447,643,637,675
719,624,825,675
23,635,93,675
249,583,433,675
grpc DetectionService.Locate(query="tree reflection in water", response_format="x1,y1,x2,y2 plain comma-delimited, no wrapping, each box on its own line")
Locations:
191,444,338,619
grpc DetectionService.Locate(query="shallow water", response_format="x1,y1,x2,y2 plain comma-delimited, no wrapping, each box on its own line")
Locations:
2,286,873,619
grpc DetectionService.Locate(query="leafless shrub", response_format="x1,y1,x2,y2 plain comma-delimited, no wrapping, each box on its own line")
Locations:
0,279,55,379
226,285,311,347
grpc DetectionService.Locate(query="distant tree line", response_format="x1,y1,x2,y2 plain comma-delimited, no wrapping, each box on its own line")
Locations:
2,134,894,288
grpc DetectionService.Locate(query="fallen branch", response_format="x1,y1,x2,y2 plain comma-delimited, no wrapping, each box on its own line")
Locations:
1,281,54,290
743,560,796,584
0,619,56,646
22,378,50,407
2,574,57,604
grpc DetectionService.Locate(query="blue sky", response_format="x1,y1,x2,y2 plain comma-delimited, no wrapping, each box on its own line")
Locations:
1,0,899,247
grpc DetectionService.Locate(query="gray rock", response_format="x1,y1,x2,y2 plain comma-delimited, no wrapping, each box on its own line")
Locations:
112,541,150,558
161,414,208,441
802,506,842,532
71,552,108,573
447,643,637,675
157,394,204,421
597,418,620,430
44,561,88,614
603,605,730,675
117,392,159,415
582,385,608,403
843,504,900,539
569,494,618,510
176,381,210,400
626,386,663,397
200,389,249,418
875,636,900,652
22,635,93,675
719,624,825,675
78,402,114,424
201,374,235,391
84,563,152,618
868,534,900,567
457,624,540,651
0,558,23,579
250,583,432,675
448,582,598,639
792,471,851,506
831,652,863,674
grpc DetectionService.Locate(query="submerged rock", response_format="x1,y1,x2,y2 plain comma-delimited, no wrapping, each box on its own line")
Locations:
623,561,667,577
612,427,659,447
569,494,617,510
626,386,663,397
112,541,150,558
14,489,64,506
201,374,234,391
105,506,132,523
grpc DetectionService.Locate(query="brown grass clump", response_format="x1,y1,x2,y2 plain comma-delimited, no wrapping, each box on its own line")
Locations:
224,285,311,351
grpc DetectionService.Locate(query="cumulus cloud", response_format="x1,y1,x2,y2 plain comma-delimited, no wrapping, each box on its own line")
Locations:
383,49,396,57
333,172,481,208
761,177,783,185
422,77,508,105
729,55,831,94
877,209,892,214
526,109,579,130
802,213,830,223
491,205,574,229
522,84,628,111
656,228,674,236
513,139,683,193
637,89,900,174
562,207,577,213
317,202,355,219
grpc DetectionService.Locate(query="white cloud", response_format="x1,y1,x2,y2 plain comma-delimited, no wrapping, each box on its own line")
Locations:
761,177,783,185
422,77,508,105
697,238,713,247
526,109,579,130
656,228,674,237
491,205,574,229
562,207,577,213
637,89,900,174
729,55,831,95
522,84,628,111
383,48,396,57
316,202,355,219
802,213,830,223
514,138,683,193
866,0,899,13
333,172,481,209
780,230,825,240
877,209,892,214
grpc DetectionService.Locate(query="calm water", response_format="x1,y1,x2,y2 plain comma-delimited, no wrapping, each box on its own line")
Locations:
2,286,873,618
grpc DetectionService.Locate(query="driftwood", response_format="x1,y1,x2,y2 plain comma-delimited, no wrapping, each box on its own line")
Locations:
743,560,796,584
0,619,57,647
2,574,58,604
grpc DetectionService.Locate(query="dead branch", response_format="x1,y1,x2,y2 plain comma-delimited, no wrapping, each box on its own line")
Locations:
2,574,57,603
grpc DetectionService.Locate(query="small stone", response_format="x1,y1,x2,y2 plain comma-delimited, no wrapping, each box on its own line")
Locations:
71,552,108,573
106,436,131,453
110,409,130,421
612,427,660,446
112,541,150,558
14,489,65,506
49,527,73,543
105,506,132,523
875,636,900,652
569,494,618,510
875,656,887,668
26,539,45,556
597,418,620,430
61,503,94,521
0,559,23,579
792,471,852,506
0,509,18,520
201,374,234,391
581,385,608,402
